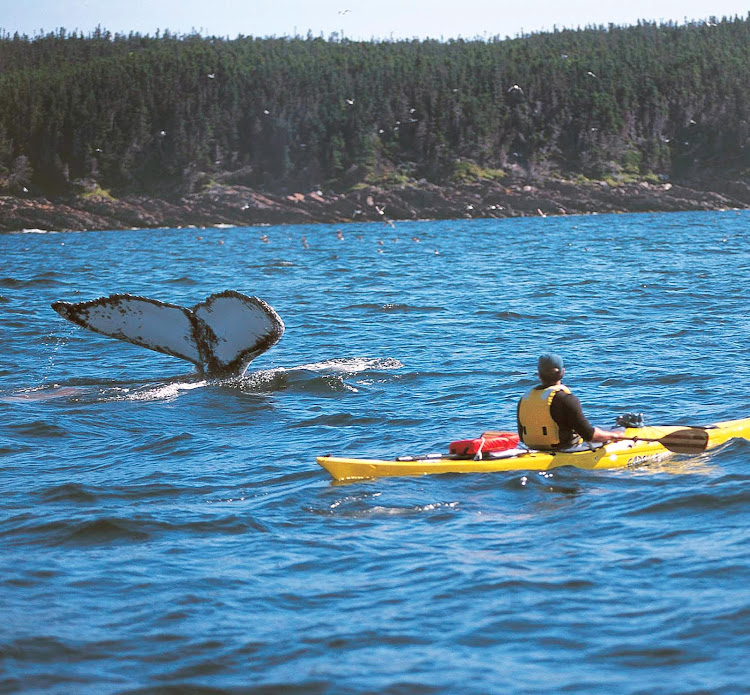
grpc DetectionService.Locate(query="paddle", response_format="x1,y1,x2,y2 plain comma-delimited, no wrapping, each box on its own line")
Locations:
395,428,711,461
630,428,709,455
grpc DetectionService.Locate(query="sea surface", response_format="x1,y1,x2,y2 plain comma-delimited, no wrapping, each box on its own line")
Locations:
1,211,748,694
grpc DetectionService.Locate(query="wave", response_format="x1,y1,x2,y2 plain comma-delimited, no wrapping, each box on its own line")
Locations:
0,272,63,288
240,369,358,393
2,356,403,406
625,488,750,517
38,483,100,503
123,380,208,402
11,228,61,234
290,413,384,428
0,385,87,403
237,357,403,394
6,380,210,405
294,357,403,373
164,276,200,285
38,481,220,504
1,511,270,547
480,310,540,321
1,516,151,546
130,432,197,457
309,491,461,519
5,419,67,438
345,302,445,313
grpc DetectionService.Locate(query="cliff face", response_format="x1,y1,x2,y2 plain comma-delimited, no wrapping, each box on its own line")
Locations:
2,178,748,232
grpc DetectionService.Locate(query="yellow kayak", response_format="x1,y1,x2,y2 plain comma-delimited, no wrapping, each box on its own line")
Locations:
316,417,750,481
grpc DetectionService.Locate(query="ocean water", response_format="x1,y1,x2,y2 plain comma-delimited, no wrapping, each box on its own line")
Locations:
1,211,748,694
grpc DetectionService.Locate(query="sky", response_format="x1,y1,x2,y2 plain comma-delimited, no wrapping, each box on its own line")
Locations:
1,0,748,41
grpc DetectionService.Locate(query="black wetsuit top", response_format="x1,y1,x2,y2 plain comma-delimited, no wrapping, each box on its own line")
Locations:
517,386,596,449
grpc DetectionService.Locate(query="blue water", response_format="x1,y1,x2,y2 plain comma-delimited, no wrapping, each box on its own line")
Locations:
1,211,749,694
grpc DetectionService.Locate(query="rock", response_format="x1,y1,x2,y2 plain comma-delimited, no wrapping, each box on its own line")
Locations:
1,176,748,232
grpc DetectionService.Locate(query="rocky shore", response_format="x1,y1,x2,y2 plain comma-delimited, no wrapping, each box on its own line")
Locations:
2,177,749,232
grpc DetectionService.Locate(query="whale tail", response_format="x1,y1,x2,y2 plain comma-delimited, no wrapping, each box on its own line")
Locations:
51,290,284,377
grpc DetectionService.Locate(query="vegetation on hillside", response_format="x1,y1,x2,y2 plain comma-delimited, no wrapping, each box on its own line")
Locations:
0,16,748,197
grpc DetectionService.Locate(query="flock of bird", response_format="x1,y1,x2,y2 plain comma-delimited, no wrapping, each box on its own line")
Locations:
193,226,441,255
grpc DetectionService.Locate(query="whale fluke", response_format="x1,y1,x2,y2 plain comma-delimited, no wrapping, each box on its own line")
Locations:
51,290,284,377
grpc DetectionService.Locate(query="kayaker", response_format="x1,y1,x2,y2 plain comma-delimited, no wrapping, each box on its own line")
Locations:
517,353,627,451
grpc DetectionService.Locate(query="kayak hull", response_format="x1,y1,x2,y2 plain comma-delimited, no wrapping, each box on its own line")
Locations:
316,418,750,481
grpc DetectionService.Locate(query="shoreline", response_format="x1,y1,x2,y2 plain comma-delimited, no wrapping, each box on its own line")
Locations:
2,177,749,232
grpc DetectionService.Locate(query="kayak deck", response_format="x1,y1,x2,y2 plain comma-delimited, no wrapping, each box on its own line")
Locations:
317,417,750,481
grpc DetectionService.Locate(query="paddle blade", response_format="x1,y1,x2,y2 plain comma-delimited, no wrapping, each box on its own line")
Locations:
659,428,709,454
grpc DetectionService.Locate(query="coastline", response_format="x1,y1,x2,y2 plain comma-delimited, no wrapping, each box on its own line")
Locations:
2,177,749,232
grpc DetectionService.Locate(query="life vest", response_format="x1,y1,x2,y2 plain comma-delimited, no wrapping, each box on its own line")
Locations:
518,384,571,448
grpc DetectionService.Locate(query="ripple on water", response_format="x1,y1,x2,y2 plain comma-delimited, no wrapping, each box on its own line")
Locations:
345,302,446,313
1,212,748,693
6,419,68,438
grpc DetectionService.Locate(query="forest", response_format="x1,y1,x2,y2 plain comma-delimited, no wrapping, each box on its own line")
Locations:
0,15,748,198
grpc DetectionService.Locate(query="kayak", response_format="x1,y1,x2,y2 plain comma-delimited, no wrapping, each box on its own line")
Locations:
316,417,750,481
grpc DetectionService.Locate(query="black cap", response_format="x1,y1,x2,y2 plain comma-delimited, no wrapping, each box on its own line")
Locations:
538,353,564,382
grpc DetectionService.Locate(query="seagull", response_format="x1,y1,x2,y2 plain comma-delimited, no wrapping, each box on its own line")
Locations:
339,9,351,14
507,84,523,94
346,98,354,105
586,71,597,78
207,73,215,79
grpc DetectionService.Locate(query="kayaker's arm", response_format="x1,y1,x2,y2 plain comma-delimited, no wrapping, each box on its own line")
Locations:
589,427,628,443
551,394,627,443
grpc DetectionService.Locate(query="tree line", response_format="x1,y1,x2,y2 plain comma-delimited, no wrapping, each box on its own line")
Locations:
0,16,748,197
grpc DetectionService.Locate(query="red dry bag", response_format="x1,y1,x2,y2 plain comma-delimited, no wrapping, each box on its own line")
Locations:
449,431,520,458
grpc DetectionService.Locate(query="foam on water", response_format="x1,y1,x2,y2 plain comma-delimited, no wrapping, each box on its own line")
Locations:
124,380,209,402
294,357,404,372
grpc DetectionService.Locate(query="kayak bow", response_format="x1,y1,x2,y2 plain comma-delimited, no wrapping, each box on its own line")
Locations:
316,417,750,481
